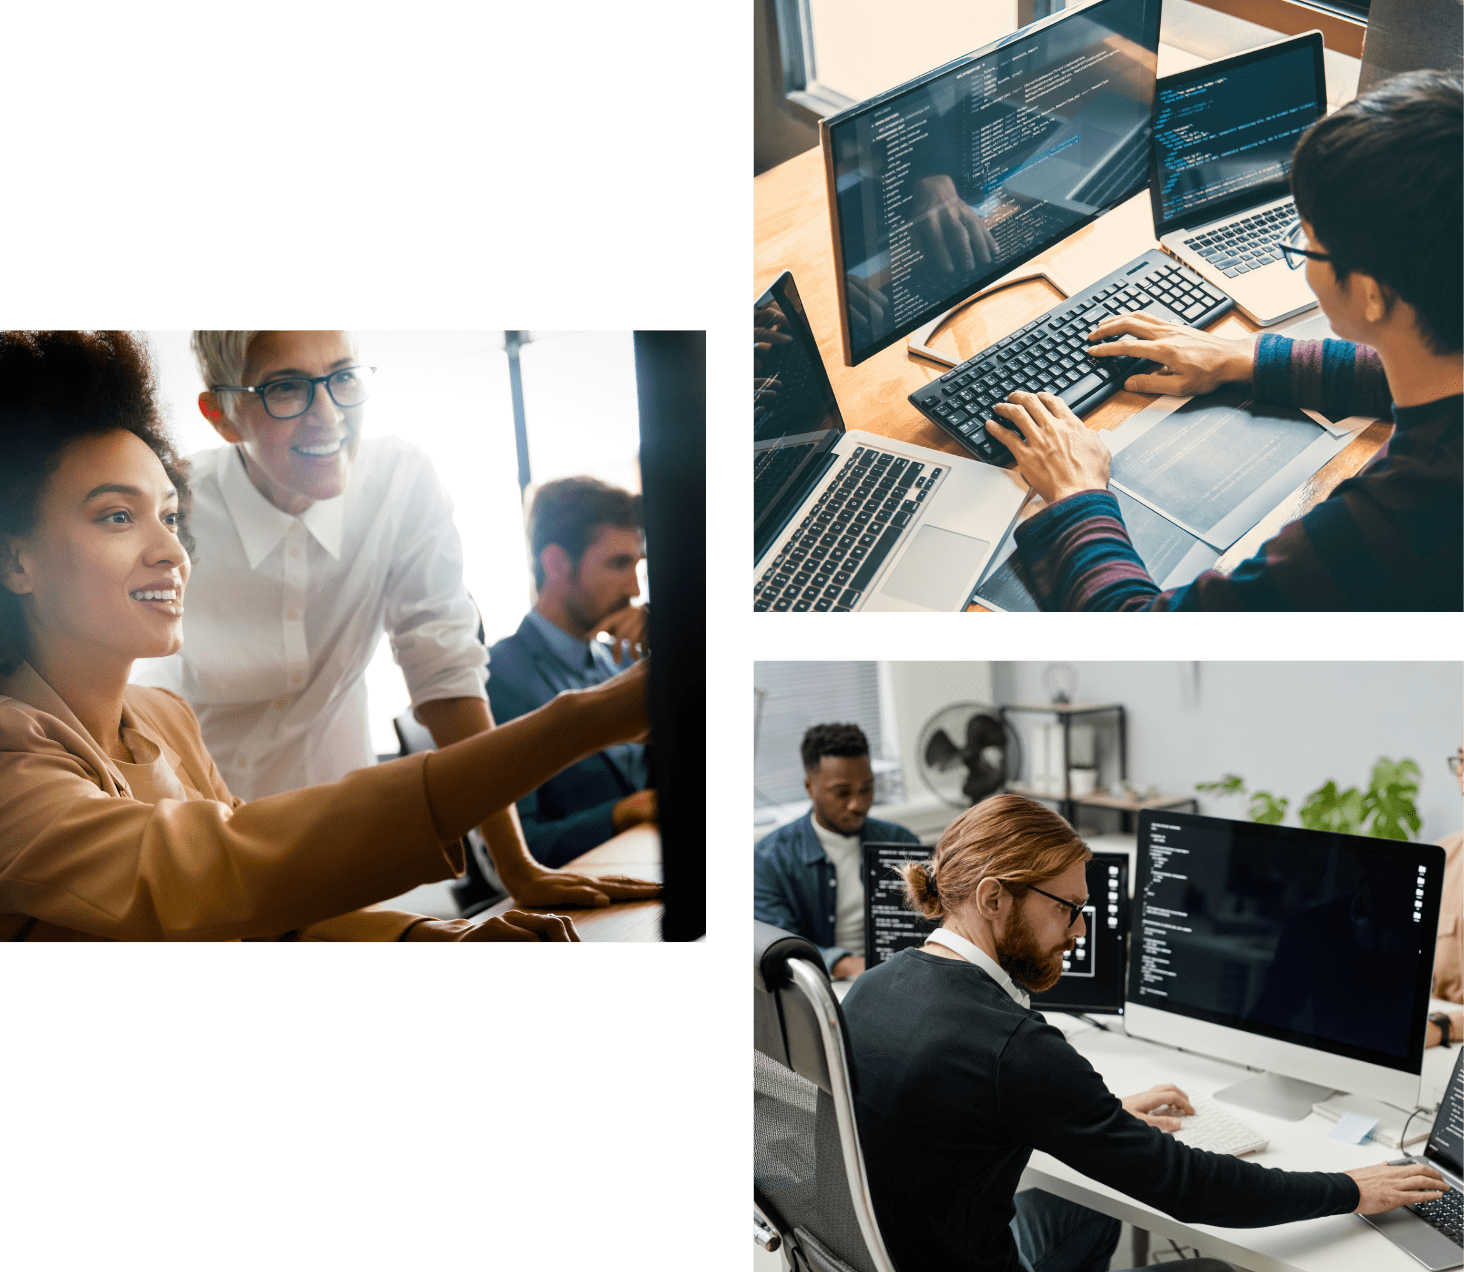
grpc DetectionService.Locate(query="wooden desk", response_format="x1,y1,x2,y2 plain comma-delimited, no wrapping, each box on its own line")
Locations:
753,149,1391,604
478,824,664,942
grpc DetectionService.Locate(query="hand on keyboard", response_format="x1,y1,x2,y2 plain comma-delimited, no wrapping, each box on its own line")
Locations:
1087,312,1259,397
986,390,1112,505
1121,1082,1196,1132
1348,1161,1452,1214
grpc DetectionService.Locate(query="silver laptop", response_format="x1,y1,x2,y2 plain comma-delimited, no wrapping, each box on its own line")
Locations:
754,271,1026,612
1359,1048,1464,1270
1149,31,1327,327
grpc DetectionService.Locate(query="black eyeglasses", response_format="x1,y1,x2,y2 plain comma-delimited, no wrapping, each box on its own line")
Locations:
1278,221,1333,271
1018,883,1088,928
213,365,376,420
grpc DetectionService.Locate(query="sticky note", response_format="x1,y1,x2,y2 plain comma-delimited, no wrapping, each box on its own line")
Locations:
1328,1113,1380,1144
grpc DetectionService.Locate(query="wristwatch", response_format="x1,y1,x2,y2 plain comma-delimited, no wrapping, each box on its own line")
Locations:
1430,1012,1452,1048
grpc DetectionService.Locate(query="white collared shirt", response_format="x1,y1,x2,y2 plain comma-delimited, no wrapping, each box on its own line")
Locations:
131,438,486,800
925,927,1032,1008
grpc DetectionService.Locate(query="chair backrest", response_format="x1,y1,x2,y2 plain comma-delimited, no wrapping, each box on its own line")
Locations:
1358,0,1463,93
754,921,900,1272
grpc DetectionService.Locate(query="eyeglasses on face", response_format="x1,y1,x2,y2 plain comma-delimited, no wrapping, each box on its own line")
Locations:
212,365,376,420
1015,882,1088,928
1278,220,1334,271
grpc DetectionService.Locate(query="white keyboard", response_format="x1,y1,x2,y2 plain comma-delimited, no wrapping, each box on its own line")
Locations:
1168,1095,1269,1157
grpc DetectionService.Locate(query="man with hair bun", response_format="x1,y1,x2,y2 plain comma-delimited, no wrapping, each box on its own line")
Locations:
844,792,1451,1272
753,722,918,980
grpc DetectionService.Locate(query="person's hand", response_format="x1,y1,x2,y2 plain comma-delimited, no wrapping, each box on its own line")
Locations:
567,658,650,750
1087,312,1257,397
755,303,793,359
406,910,580,941
1426,1010,1463,1049
845,272,888,344
508,864,662,909
912,175,997,275
755,376,780,406
596,604,649,663
831,955,866,980
1121,1083,1195,1132
612,787,658,832
1347,1161,1451,1214
985,390,1111,504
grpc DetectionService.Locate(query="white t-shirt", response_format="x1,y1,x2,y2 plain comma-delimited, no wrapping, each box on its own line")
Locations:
132,438,486,800
811,814,865,958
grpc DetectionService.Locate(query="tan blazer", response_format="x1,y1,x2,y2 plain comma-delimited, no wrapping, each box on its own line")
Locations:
0,662,466,940
1435,830,1462,1004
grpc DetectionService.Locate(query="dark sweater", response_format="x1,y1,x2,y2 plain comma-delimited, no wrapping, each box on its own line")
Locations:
842,950,1360,1272
1012,336,1463,610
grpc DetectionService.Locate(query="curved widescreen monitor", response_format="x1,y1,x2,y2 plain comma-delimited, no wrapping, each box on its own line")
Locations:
1126,810,1445,1108
821,0,1162,366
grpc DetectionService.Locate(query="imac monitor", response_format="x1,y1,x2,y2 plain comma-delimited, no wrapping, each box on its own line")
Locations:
1126,810,1446,1117
821,0,1162,366
864,840,936,966
1030,851,1130,1016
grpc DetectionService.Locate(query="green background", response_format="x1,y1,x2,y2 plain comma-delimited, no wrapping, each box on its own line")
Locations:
5,0,743,1264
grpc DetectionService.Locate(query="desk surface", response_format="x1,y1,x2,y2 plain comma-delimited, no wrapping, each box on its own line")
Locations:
752,145,1391,607
1019,1018,1459,1272
479,825,664,942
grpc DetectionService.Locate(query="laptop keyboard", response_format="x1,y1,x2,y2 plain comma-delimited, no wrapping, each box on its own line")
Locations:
754,446,941,611
754,443,816,519
1408,1186,1463,1244
909,249,1231,467
1184,201,1298,279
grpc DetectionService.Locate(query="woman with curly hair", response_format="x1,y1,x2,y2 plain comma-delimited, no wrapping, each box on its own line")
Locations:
0,331,646,940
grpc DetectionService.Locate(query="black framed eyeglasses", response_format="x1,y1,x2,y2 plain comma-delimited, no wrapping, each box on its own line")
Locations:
1020,883,1087,928
1278,221,1333,271
212,365,376,420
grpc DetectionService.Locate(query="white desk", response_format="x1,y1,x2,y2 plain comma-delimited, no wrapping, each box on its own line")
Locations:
1019,1017,1460,1272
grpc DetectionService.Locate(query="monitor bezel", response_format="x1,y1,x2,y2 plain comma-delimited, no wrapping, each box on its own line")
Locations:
819,0,1162,368
1126,808,1444,1079
1148,30,1327,238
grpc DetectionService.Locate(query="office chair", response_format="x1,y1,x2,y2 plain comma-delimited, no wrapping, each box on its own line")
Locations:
391,710,507,917
753,920,899,1272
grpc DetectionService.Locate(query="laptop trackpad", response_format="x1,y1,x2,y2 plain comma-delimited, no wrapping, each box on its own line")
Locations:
878,524,990,610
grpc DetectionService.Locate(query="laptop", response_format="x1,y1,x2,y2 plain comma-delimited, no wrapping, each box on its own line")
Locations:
754,271,1026,612
1358,1047,1464,1270
1149,31,1327,327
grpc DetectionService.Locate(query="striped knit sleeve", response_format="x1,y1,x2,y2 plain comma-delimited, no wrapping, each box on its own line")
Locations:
1012,491,1171,610
1253,334,1392,419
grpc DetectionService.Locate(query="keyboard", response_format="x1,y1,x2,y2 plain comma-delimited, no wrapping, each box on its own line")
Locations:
753,445,945,612
1404,1164,1463,1244
1169,1095,1269,1157
1184,200,1298,281
909,249,1232,467
754,443,816,519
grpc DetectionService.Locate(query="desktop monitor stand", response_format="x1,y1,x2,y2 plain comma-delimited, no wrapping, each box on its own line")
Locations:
907,267,1073,368
1214,1071,1337,1122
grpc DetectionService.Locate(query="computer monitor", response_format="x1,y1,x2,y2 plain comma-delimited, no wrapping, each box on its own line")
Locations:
864,840,936,965
1126,810,1446,1117
636,331,705,941
821,0,1162,366
1030,851,1130,1016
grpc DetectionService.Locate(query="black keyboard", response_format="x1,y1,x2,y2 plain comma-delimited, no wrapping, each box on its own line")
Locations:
1409,1186,1463,1244
754,443,816,519
753,446,944,612
908,249,1232,467
1184,200,1298,280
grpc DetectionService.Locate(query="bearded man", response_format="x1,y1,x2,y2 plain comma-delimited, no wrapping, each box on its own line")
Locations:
841,793,1448,1272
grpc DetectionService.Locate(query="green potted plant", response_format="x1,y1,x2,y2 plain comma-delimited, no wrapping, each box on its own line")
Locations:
1195,757,1422,840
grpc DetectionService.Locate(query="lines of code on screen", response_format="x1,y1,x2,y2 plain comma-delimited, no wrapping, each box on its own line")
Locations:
1154,45,1319,224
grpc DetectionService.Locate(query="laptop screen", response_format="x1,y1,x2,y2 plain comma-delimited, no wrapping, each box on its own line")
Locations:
1425,1049,1464,1177
754,271,845,562
1150,32,1326,235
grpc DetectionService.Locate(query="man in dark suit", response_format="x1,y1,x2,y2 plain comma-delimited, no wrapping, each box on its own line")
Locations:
487,477,654,867
753,723,920,980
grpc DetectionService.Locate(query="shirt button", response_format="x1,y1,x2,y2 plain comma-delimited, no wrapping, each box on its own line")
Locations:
286,608,299,621
291,673,303,686
830,879,837,887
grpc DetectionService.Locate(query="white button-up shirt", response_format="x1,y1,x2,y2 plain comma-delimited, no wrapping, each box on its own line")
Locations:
132,437,487,801
926,927,1032,1008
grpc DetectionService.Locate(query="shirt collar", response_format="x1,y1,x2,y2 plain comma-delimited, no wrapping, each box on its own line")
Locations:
524,609,594,673
926,927,1031,1008
217,445,345,569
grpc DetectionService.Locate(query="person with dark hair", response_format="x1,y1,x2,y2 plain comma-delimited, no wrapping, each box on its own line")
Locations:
843,794,1451,1272
485,476,654,867
0,330,650,940
129,331,656,912
975,70,1461,611
753,722,919,979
